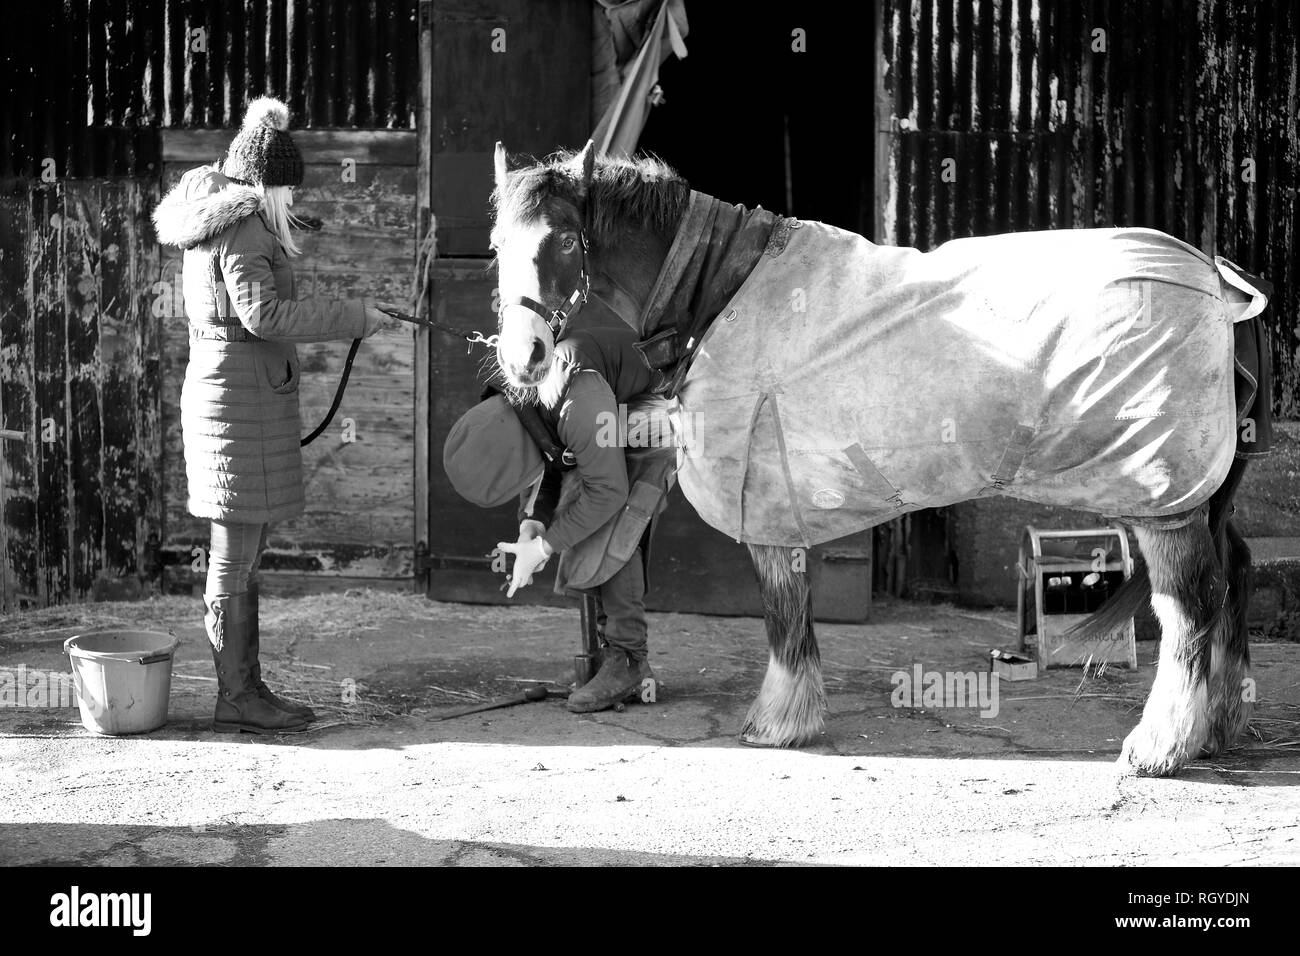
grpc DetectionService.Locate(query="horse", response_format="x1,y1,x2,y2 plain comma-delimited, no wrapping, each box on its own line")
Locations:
486,140,1267,777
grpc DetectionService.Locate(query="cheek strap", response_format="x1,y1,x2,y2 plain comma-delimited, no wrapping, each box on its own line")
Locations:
499,234,591,339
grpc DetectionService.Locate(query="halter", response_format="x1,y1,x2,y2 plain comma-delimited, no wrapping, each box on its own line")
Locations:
500,159,595,342
501,231,591,341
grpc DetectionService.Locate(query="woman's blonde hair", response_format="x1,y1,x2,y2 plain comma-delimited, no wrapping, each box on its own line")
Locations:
259,184,302,257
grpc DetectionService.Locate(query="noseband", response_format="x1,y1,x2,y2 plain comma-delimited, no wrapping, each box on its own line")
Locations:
499,231,592,341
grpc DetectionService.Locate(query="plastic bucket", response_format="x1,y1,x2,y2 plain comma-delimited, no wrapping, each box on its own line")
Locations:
63,630,180,735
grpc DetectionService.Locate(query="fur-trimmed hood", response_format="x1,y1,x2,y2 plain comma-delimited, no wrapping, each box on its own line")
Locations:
152,165,262,249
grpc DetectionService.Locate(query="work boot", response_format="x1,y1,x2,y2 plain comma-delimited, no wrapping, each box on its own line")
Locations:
246,583,316,721
206,593,308,735
567,645,656,713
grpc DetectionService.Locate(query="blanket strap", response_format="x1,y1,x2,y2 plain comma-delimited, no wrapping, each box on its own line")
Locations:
767,393,813,547
843,443,903,506
734,393,767,539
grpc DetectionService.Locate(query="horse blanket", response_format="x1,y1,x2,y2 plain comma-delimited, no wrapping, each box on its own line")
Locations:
672,222,1271,547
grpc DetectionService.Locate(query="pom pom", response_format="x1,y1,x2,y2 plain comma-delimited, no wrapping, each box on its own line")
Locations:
243,97,290,132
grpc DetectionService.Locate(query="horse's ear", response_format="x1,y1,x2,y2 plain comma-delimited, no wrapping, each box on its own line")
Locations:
573,139,596,204
494,141,509,192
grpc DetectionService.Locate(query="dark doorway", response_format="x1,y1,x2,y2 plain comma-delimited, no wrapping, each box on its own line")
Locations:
627,6,881,619
639,6,876,236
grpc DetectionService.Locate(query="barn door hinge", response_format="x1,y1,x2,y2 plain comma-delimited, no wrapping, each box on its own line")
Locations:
0,429,25,442
413,542,495,575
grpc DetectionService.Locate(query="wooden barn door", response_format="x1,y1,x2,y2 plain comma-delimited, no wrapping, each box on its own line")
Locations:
418,0,592,606
416,0,872,619
0,180,163,611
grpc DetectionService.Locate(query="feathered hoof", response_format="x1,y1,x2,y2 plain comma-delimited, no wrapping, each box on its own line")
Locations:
1117,721,1197,778
739,657,826,748
737,724,823,748
1202,707,1252,759
737,725,822,748
1202,673,1253,758
738,699,825,748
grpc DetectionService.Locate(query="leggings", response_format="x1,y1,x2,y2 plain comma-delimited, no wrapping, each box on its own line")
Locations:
206,520,269,598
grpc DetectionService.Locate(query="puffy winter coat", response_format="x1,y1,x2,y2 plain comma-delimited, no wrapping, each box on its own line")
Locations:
153,166,370,523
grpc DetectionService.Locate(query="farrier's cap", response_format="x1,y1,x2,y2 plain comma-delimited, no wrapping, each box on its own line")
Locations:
222,97,304,188
443,395,545,507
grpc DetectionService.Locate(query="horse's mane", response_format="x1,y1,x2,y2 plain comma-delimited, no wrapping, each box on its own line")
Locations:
492,149,691,250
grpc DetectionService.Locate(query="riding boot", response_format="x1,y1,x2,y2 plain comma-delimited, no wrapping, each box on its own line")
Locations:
206,592,308,734
246,583,317,721
566,644,656,713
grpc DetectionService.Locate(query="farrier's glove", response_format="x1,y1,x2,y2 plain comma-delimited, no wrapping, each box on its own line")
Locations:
496,529,554,598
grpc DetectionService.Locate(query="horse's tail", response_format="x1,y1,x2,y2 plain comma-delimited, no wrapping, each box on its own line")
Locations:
1068,456,1250,643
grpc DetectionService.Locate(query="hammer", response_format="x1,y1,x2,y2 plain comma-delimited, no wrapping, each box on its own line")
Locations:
429,685,564,721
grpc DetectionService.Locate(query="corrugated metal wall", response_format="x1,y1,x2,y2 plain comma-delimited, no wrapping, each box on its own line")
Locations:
876,0,1300,416
1,0,418,178
0,180,163,610
154,0,418,129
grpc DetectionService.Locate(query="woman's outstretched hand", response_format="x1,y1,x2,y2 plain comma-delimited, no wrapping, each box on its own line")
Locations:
362,301,406,336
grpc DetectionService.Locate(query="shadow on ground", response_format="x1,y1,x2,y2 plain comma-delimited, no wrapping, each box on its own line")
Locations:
2,592,1297,864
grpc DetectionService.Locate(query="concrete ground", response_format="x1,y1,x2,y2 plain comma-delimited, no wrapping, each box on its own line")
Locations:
1,591,1297,866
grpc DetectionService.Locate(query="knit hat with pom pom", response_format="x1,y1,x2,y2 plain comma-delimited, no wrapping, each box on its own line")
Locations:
222,97,304,187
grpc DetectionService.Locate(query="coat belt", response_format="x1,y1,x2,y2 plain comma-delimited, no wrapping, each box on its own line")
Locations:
190,324,254,342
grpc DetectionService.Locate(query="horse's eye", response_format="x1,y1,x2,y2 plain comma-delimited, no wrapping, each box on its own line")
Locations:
560,235,577,253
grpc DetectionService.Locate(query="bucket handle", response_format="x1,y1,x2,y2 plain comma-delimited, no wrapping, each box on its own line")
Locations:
62,631,180,665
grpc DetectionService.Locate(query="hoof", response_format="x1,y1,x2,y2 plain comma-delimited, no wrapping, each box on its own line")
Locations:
1203,676,1253,757
740,655,826,749
737,729,820,748
1118,722,1194,777
737,715,823,749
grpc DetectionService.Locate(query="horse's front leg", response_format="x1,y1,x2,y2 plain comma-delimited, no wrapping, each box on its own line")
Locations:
740,544,826,747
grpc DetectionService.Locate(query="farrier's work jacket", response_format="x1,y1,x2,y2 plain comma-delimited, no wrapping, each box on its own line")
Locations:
515,328,678,593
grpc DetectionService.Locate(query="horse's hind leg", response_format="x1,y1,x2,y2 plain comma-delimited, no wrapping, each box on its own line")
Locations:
740,544,826,747
1204,520,1253,755
1122,515,1231,776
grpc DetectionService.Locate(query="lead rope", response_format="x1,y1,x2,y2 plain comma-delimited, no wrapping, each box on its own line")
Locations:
301,337,362,446
302,215,496,448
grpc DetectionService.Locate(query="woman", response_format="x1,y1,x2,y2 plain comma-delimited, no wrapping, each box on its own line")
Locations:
153,97,396,734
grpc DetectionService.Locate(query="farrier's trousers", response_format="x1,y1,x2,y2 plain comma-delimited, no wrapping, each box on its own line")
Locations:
593,546,648,663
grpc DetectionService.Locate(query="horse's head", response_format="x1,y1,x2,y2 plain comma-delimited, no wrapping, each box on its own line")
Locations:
489,142,690,390
490,140,596,388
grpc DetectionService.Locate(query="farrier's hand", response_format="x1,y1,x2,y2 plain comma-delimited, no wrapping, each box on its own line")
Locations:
518,519,546,541
496,535,553,598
